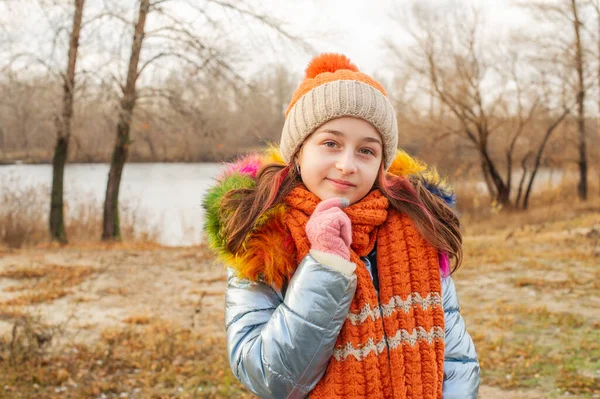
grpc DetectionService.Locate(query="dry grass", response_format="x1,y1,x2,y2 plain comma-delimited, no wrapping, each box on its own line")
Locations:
0,175,160,248
189,289,223,297
3,290,70,306
455,173,600,236
37,240,166,251
0,268,50,279
197,276,227,284
0,307,27,321
122,315,152,325
98,287,129,296
0,264,96,308
471,305,600,394
1,264,96,288
456,200,600,396
181,241,219,264
0,321,252,398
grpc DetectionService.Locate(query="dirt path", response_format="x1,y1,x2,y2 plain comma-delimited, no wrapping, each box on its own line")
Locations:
1,217,599,398
0,246,227,346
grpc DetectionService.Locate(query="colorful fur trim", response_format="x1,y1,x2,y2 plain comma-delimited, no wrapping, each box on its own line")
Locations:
202,147,455,287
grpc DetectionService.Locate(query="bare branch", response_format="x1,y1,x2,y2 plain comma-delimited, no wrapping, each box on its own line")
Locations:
204,0,313,53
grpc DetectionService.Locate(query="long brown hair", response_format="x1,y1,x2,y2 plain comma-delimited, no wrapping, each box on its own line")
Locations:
220,161,462,273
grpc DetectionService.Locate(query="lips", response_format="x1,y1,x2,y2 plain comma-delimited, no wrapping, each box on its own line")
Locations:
327,178,357,188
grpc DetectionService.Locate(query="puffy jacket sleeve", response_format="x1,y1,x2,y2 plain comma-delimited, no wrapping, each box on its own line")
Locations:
442,275,480,399
225,254,357,399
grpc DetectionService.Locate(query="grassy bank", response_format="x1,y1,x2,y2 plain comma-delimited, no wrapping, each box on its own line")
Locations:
0,175,159,248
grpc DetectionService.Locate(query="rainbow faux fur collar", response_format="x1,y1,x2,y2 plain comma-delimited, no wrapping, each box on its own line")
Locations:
202,146,454,288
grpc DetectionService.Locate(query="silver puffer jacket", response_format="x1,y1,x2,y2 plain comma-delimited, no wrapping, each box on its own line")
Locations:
225,251,480,399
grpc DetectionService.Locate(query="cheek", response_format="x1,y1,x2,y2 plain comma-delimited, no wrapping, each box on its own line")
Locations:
301,151,332,170
364,167,381,189
362,160,381,179
299,160,326,182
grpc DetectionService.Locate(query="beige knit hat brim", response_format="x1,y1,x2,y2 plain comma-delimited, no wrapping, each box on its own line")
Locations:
280,80,398,170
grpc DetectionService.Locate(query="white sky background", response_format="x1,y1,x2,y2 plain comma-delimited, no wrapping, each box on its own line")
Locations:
260,0,532,77
0,0,535,80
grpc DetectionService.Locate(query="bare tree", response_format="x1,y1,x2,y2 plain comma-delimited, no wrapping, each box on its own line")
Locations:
101,0,150,240
571,0,588,200
388,3,517,206
49,0,86,243
517,72,572,209
101,0,309,240
387,1,582,210
502,49,540,206
519,0,593,200
593,0,600,183
520,112,571,209
1,0,94,239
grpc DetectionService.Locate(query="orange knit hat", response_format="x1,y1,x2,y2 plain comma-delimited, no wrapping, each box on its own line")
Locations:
280,53,398,170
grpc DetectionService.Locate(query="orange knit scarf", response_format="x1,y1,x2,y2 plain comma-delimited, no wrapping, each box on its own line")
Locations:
283,186,445,399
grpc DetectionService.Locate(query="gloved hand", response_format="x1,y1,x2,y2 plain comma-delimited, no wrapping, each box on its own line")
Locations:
305,197,352,261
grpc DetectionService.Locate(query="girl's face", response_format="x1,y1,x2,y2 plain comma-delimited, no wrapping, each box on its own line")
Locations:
296,116,383,205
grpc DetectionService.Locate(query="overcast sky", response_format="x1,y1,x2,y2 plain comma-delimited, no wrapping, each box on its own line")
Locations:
258,0,532,76
0,0,535,80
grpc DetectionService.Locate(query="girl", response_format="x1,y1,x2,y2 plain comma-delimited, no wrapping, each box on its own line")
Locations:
203,53,479,399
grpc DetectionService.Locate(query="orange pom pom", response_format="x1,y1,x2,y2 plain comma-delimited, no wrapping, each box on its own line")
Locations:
304,53,359,79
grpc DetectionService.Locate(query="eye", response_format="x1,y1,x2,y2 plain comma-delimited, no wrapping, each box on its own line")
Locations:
323,141,338,148
359,148,375,156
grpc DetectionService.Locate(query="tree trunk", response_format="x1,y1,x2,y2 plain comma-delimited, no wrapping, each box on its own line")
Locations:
506,152,512,196
522,110,569,209
516,152,531,209
480,147,510,206
141,133,157,159
571,0,588,200
49,0,85,243
481,160,496,201
0,127,5,156
102,0,150,240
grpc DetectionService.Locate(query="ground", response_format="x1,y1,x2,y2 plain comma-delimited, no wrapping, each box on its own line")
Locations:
0,209,599,398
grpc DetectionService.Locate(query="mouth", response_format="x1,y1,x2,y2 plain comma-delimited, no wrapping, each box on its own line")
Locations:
327,178,357,188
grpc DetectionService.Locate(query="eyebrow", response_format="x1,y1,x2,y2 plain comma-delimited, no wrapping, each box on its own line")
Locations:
319,129,383,146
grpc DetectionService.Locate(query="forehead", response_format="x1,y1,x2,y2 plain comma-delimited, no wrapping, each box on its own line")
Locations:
312,117,382,143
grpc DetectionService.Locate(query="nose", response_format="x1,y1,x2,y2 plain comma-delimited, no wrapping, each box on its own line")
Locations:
336,151,357,175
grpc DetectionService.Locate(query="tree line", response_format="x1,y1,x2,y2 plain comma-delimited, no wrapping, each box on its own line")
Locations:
0,0,598,244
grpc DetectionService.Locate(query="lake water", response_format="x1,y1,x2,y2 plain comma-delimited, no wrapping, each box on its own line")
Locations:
0,162,575,246
0,163,225,246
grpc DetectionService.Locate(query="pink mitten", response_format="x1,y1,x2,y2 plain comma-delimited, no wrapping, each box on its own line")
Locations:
306,197,352,261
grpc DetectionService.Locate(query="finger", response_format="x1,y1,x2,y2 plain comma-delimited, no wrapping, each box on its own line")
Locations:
314,197,349,213
337,214,352,247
